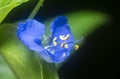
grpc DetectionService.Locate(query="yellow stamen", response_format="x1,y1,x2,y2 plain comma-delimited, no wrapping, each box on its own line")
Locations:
60,34,70,41
53,37,57,46
74,45,79,50
60,42,65,47
64,44,68,48
60,42,68,48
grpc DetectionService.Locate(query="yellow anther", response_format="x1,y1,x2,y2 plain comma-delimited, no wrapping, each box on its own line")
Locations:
60,42,65,47
60,42,69,48
74,45,79,50
64,44,68,48
53,37,57,46
60,34,70,41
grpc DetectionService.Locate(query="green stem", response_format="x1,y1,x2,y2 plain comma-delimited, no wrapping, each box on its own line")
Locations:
28,0,44,19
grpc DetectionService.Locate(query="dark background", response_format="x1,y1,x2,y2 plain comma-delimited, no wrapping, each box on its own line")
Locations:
4,0,120,79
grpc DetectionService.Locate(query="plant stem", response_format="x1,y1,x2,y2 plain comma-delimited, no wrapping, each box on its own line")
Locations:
28,0,44,19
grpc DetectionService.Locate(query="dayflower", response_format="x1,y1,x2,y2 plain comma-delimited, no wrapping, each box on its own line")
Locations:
17,16,80,63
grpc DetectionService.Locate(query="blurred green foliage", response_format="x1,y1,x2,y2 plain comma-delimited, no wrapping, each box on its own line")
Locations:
0,55,16,79
0,0,28,24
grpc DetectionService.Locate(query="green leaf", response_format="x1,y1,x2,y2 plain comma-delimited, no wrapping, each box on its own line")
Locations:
0,24,59,79
0,55,16,79
0,0,29,24
67,11,108,39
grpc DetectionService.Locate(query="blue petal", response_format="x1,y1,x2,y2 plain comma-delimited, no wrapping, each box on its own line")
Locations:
17,19,45,52
50,16,74,50
46,46,70,63
44,16,75,63
50,16,67,32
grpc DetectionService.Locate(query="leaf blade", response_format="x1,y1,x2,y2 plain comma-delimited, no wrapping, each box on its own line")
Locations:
0,55,16,79
67,11,108,39
0,0,29,24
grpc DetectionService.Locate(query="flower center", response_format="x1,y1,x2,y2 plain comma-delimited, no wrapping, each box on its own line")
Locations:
53,34,70,49
44,34,81,55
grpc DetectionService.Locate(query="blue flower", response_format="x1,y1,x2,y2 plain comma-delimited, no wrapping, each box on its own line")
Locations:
17,16,80,63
